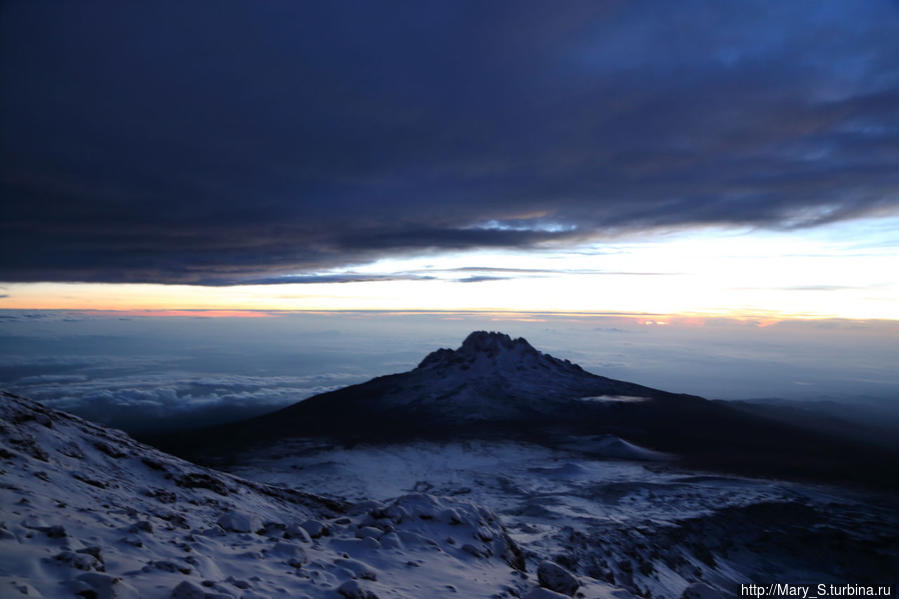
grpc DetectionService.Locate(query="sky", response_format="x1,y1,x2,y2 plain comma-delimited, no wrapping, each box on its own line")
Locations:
1,1,899,319
1,2,898,430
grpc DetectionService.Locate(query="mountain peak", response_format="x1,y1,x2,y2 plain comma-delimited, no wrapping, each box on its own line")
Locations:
415,331,574,377
459,331,537,355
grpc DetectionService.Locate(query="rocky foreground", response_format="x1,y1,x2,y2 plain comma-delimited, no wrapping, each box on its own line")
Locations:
0,391,641,599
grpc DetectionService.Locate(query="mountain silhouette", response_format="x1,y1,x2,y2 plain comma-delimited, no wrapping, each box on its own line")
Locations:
147,332,898,487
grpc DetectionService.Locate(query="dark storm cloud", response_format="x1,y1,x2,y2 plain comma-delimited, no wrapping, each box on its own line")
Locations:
2,1,898,284
435,267,672,283
457,276,508,283
193,272,436,287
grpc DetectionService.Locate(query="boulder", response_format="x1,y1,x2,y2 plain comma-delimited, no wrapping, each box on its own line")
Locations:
300,519,327,538
217,511,261,533
337,580,379,599
536,561,579,596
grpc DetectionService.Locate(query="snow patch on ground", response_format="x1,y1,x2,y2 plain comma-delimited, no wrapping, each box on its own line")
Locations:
229,438,899,598
3,390,896,598
0,392,639,598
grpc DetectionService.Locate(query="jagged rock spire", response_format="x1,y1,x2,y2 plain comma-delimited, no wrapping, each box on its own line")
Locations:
415,331,575,374
458,331,538,355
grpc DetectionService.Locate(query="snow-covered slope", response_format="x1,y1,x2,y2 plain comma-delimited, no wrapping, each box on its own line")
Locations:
0,391,633,599
403,332,657,419
229,438,899,599
390,331,687,413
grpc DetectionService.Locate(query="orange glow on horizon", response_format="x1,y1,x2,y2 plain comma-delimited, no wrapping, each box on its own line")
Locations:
2,217,897,321
3,302,896,331
96,309,276,318
1,278,895,324
2,291,890,323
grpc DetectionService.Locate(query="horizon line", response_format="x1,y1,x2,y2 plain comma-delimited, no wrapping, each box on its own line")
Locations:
2,307,898,326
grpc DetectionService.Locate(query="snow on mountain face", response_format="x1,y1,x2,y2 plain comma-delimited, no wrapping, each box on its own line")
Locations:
0,391,632,599
416,331,587,385
375,331,627,419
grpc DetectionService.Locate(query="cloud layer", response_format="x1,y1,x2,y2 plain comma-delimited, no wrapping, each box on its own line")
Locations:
2,1,898,284
8,366,363,433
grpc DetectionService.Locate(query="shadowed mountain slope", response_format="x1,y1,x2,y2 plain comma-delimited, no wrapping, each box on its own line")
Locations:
148,332,899,488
